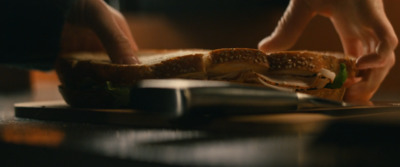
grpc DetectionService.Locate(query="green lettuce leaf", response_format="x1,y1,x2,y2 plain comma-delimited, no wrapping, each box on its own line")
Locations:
105,81,131,107
325,63,347,89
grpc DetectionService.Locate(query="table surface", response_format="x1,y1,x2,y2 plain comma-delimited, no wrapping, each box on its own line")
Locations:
1,86,400,167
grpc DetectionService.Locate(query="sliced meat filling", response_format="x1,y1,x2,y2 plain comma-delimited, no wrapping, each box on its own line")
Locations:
256,68,336,91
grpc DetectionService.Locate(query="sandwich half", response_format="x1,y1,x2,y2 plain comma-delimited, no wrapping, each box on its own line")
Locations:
256,51,356,101
56,48,356,108
56,49,210,108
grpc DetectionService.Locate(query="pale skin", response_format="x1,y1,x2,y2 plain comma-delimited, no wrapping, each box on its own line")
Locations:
67,0,140,64
258,0,398,103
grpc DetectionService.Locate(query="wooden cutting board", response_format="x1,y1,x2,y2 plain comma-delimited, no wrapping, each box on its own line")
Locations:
14,100,400,133
14,101,174,128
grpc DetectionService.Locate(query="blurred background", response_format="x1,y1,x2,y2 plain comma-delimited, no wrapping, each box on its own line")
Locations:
3,0,400,101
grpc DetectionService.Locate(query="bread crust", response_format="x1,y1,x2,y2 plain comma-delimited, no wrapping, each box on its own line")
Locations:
209,48,269,68
266,51,337,73
265,51,357,77
56,52,153,87
151,53,207,79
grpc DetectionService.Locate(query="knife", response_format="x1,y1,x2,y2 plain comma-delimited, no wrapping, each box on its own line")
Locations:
129,79,347,117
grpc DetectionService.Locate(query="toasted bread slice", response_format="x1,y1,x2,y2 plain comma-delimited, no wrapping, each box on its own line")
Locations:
56,49,210,87
266,51,356,77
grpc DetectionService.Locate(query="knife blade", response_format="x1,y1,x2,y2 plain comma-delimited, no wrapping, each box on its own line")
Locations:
129,79,347,117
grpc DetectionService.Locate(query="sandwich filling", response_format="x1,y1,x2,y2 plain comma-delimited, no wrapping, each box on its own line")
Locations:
256,63,347,91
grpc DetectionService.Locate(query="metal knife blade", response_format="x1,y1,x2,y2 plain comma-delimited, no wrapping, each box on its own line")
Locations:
129,79,346,117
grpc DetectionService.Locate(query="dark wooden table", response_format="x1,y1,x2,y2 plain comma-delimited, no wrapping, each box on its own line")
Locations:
1,88,400,167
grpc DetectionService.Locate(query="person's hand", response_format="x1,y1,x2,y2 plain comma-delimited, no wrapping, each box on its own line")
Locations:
66,0,139,64
258,0,398,103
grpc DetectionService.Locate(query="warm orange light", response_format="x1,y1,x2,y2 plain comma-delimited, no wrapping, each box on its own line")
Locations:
0,124,65,147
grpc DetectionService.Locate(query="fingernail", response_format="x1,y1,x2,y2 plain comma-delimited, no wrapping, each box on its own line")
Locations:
131,56,141,64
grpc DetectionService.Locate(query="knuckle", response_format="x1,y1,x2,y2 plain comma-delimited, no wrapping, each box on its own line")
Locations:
378,53,396,68
380,32,399,50
387,55,396,67
387,35,398,49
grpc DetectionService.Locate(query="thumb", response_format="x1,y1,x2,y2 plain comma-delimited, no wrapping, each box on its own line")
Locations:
258,0,314,52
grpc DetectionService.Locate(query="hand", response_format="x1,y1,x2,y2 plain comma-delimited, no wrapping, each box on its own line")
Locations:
66,0,140,64
258,0,397,103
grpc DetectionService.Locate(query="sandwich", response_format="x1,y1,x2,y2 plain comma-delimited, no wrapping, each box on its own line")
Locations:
56,48,356,108
256,51,356,101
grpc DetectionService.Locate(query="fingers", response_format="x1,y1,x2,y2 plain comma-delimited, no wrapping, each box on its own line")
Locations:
344,57,393,103
258,0,314,52
327,0,397,102
339,34,365,58
70,0,139,64
344,70,375,103
329,11,368,58
356,26,398,69
343,76,362,88
259,0,396,102
107,6,139,51
355,2,397,69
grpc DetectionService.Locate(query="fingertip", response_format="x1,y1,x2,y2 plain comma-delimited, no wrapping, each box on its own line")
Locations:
343,77,362,88
258,34,293,53
111,49,141,64
343,85,374,104
128,54,141,64
257,38,267,52
116,54,140,64
120,56,140,64
258,36,275,52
